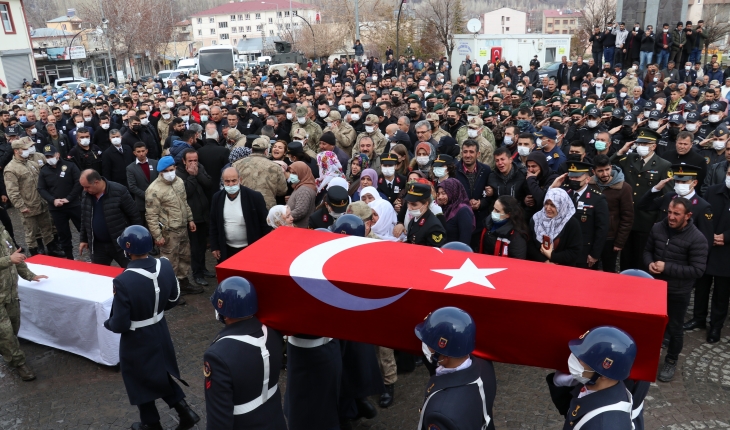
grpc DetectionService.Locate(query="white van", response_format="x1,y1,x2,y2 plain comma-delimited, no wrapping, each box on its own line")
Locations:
177,58,197,70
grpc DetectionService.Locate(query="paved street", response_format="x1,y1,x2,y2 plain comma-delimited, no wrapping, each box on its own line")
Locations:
2,207,730,429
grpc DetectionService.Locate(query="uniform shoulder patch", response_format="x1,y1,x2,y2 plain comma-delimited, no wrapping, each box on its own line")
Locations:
203,361,211,378
428,425,442,430
432,233,443,243
553,153,559,158
705,213,713,220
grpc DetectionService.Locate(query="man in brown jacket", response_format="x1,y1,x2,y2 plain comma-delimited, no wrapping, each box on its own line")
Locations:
590,155,635,273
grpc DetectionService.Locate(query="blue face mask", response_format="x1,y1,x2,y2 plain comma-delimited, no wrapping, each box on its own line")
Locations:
594,140,607,151
288,173,300,184
224,184,240,194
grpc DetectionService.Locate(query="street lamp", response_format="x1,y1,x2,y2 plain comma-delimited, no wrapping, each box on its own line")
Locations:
292,14,316,60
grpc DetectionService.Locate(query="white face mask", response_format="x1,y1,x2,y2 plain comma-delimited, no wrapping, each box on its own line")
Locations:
46,156,58,166
232,99,239,105
686,66,691,70
365,125,375,133
419,85,426,92
421,342,434,364
362,102,371,110
286,113,293,120
381,166,395,177
517,146,531,156
702,105,711,113
297,117,306,125
95,109,103,115
416,156,429,166
713,140,726,150
111,137,122,146
587,120,598,128
409,207,424,218
568,353,592,384
467,129,478,138
242,96,250,102
48,102,55,107
180,115,189,122
101,123,110,130
318,110,328,118
162,113,171,120
636,145,650,156
655,104,663,111
162,171,176,182
62,104,70,111
20,149,30,158
675,183,691,196
709,114,720,123
83,116,92,122
79,138,90,147
30,127,37,135
685,123,697,132
351,114,360,121
75,122,85,129
433,166,447,178
503,135,513,146
663,29,669,33
140,118,149,125
648,120,660,130
535,138,543,148
166,101,175,108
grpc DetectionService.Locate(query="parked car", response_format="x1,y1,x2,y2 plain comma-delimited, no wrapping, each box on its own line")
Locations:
157,70,180,81
54,77,87,89
537,62,561,81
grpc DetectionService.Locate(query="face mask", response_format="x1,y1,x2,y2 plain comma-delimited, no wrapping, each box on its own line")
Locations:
200,115,209,122
490,211,503,222
467,129,478,138
111,137,122,146
20,149,30,158
166,101,175,108
648,120,660,130
636,145,650,156
409,207,424,218
503,135,513,146
30,127,37,135
288,173,300,184
656,104,663,111
560,90,566,95
351,113,360,121
99,123,110,130
709,114,720,123
568,179,584,191
416,156,429,166
318,110,328,118
421,342,437,365
47,157,58,166
568,353,592,384
296,117,306,125
232,99,239,105
362,102,371,110
95,109,103,115
132,125,143,132
365,125,374,133
686,65,692,70
594,140,607,152
517,146,531,156
180,115,189,122
663,28,669,33
62,105,70,111
433,166,447,178
286,113,293,120
381,166,395,177
587,120,598,128
140,118,149,125
75,122,85,129
251,111,260,117
712,140,726,150
48,102,55,107
83,116,92,122
79,138,90,147
517,86,524,92
675,183,691,196
535,138,543,149
595,83,603,89
419,85,426,92
224,184,240,194
668,126,680,137
620,92,627,98
162,171,176,182
582,86,589,92
725,176,730,189
447,117,456,125
685,123,697,132
120,109,128,115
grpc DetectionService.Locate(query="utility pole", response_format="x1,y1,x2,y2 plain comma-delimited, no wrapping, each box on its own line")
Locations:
354,0,360,41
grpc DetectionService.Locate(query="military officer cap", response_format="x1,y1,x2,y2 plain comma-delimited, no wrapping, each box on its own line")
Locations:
295,105,308,117
425,112,439,122
448,102,460,109
570,108,583,116
326,186,349,213
648,110,662,120
407,94,420,102
43,144,58,156
612,108,626,119
482,109,496,119
684,102,698,112
287,140,306,154
433,103,444,111
667,112,685,124
713,123,729,138
550,96,562,103
635,127,660,143
237,100,248,109
404,182,431,202
424,93,436,101
549,111,563,118
534,100,547,107
324,110,341,123
601,106,614,114
622,114,637,125
567,161,593,177
380,153,398,166
536,126,558,140
604,92,616,100
251,137,270,150
686,111,700,122
466,105,480,116
467,117,483,128
710,101,727,112
671,163,702,181
586,107,600,117
569,97,583,105
364,114,379,125
11,136,34,150
391,87,403,94
460,104,470,111
5,125,20,136
432,154,454,168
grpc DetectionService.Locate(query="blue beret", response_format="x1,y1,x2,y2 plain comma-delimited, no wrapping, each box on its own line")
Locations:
157,156,175,172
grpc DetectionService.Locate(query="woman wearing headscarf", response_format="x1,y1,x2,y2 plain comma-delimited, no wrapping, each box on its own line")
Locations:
437,178,475,245
478,195,528,259
285,161,317,228
409,142,435,177
315,151,346,205
346,153,370,195
524,151,560,218
368,199,401,241
358,186,383,204
218,146,252,189
390,144,410,177
353,168,387,201
266,205,294,229
526,188,583,266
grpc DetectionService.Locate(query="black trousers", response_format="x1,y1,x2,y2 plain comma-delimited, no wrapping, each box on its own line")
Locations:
188,221,208,277
91,240,129,268
137,375,185,424
222,244,245,262
49,206,81,249
620,231,649,271
666,292,691,363
704,275,730,329
692,274,713,322
600,239,619,273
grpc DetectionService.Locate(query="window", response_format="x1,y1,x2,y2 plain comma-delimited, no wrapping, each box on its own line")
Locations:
212,40,217,45
231,15,236,21
293,10,298,15
220,33,229,39
285,11,289,17
505,27,509,31
231,27,236,33
563,19,568,24
570,19,575,24
197,29,202,35
269,30,274,35
285,23,290,29
255,13,261,19
238,15,243,20
547,22,552,28
219,21,228,28
562,29,568,34
245,14,250,20
209,17,215,23
269,17,273,24
506,16,510,21
197,18,202,24
256,24,262,31
210,28,216,35
246,26,251,32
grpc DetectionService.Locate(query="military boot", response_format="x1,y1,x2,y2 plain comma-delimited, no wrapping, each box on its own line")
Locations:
63,247,74,260
130,422,163,430
16,364,36,381
28,247,40,256
172,399,200,430
179,278,203,295
46,240,66,258
36,239,47,255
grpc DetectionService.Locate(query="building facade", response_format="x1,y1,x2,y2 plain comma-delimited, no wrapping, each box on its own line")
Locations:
0,0,37,91
542,10,584,35
483,8,527,35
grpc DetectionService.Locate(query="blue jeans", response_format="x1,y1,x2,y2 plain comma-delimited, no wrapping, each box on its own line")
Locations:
603,47,615,66
640,51,653,73
689,48,701,64
657,50,670,70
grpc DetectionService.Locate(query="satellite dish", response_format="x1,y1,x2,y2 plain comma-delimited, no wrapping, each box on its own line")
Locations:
467,18,482,34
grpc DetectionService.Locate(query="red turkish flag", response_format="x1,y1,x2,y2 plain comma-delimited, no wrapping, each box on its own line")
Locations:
217,228,667,381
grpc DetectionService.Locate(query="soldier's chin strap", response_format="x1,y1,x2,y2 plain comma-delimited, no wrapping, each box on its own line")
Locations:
585,372,601,386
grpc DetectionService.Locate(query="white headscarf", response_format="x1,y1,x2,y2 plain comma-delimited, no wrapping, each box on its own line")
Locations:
359,186,382,201
266,205,290,229
368,199,400,241
328,177,349,190
532,188,576,242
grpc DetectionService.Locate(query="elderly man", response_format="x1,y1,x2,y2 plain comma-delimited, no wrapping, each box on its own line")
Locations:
145,156,202,294
352,114,388,157
233,137,287,210
209,167,270,262
3,137,64,256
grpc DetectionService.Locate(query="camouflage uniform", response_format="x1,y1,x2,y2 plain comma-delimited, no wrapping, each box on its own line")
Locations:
455,124,496,149
290,106,322,156
3,139,53,250
145,175,193,281
322,111,357,157
157,114,173,145
465,118,495,169
233,152,288,210
431,127,450,143
0,224,36,368
352,116,388,158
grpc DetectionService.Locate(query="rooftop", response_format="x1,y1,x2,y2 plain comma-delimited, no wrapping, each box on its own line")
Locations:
30,27,76,38
191,0,316,17
543,9,583,18
175,19,191,26
46,15,82,23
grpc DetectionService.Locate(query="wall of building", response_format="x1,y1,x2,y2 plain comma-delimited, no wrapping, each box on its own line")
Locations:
483,8,527,35
0,0,37,90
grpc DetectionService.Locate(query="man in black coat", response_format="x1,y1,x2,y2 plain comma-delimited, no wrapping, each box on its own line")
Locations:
101,130,135,189
126,142,159,225
122,116,160,160
454,141,491,248
209,167,270,263
104,226,200,430
197,135,230,202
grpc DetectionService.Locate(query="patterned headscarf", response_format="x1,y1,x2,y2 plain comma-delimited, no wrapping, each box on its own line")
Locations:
315,151,346,192
438,178,474,229
532,188,576,242
229,146,251,164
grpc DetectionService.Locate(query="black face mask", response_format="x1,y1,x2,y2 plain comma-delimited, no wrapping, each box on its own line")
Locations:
568,179,583,191
567,153,582,162
447,117,456,125
409,110,418,118
549,121,561,129
668,126,681,137
534,111,544,120
621,126,634,137
132,125,142,132
426,102,435,109
610,118,623,128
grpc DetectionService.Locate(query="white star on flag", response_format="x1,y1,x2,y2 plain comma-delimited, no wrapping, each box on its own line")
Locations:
431,258,507,290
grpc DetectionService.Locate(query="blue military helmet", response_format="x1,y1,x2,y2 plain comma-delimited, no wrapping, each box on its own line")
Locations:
116,225,153,256
441,241,473,252
415,306,476,358
569,326,637,381
211,276,258,320
315,227,333,233
620,269,654,279
331,214,365,237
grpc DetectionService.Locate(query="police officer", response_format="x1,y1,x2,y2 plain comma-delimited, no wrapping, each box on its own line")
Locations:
577,107,608,156
637,163,713,245
37,145,81,259
404,183,447,247
308,185,349,229
377,153,406,205
204,277,287,430
696,102,726,142
557,161,609,269
416,306,496,430
104,225,200,430
698,123,729,166
611,127,672,270
656,113,685,157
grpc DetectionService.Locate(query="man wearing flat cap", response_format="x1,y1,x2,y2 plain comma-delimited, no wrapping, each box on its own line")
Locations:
290,105,322,156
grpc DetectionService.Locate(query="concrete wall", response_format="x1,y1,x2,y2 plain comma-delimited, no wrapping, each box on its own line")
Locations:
483,8,527,35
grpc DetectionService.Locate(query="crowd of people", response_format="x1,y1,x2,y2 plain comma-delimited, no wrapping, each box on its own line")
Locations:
0,24,728,426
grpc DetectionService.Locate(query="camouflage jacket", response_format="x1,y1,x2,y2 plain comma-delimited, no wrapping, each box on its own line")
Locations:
352,130,388,159
3,154,47,216
455,126,496,149
324,122,357,156
145,176,193,240
233,154,288,210
290,119,322,155
0,225,35,303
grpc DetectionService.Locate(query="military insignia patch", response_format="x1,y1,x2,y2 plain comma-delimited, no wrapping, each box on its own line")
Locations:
419,218,426,226
61,165,67,172
602,358,613,369
553,153,559,158
705,157,711,165
705,213,713,220
667,170,674,178
203,361,211,377
438,337,448,348
432,233,443,243
126,242,131,249
217,299,224,308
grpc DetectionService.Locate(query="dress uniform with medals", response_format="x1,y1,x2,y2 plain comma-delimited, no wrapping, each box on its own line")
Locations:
610,128,672,270
376,153,405,206
204,277,287,430
566,161,609,269
416,307,496,430
104,226,200,430
308,185,349,230
404,183,447,247
637,163,714,245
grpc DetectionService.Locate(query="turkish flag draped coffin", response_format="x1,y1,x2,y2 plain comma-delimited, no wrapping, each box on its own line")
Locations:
217,228,668,381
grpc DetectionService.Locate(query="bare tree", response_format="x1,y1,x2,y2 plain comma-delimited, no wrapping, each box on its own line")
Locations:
416,0,465,63
23,0,62,29
292,22,349,61
579,0,616,57
700,5,730,64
